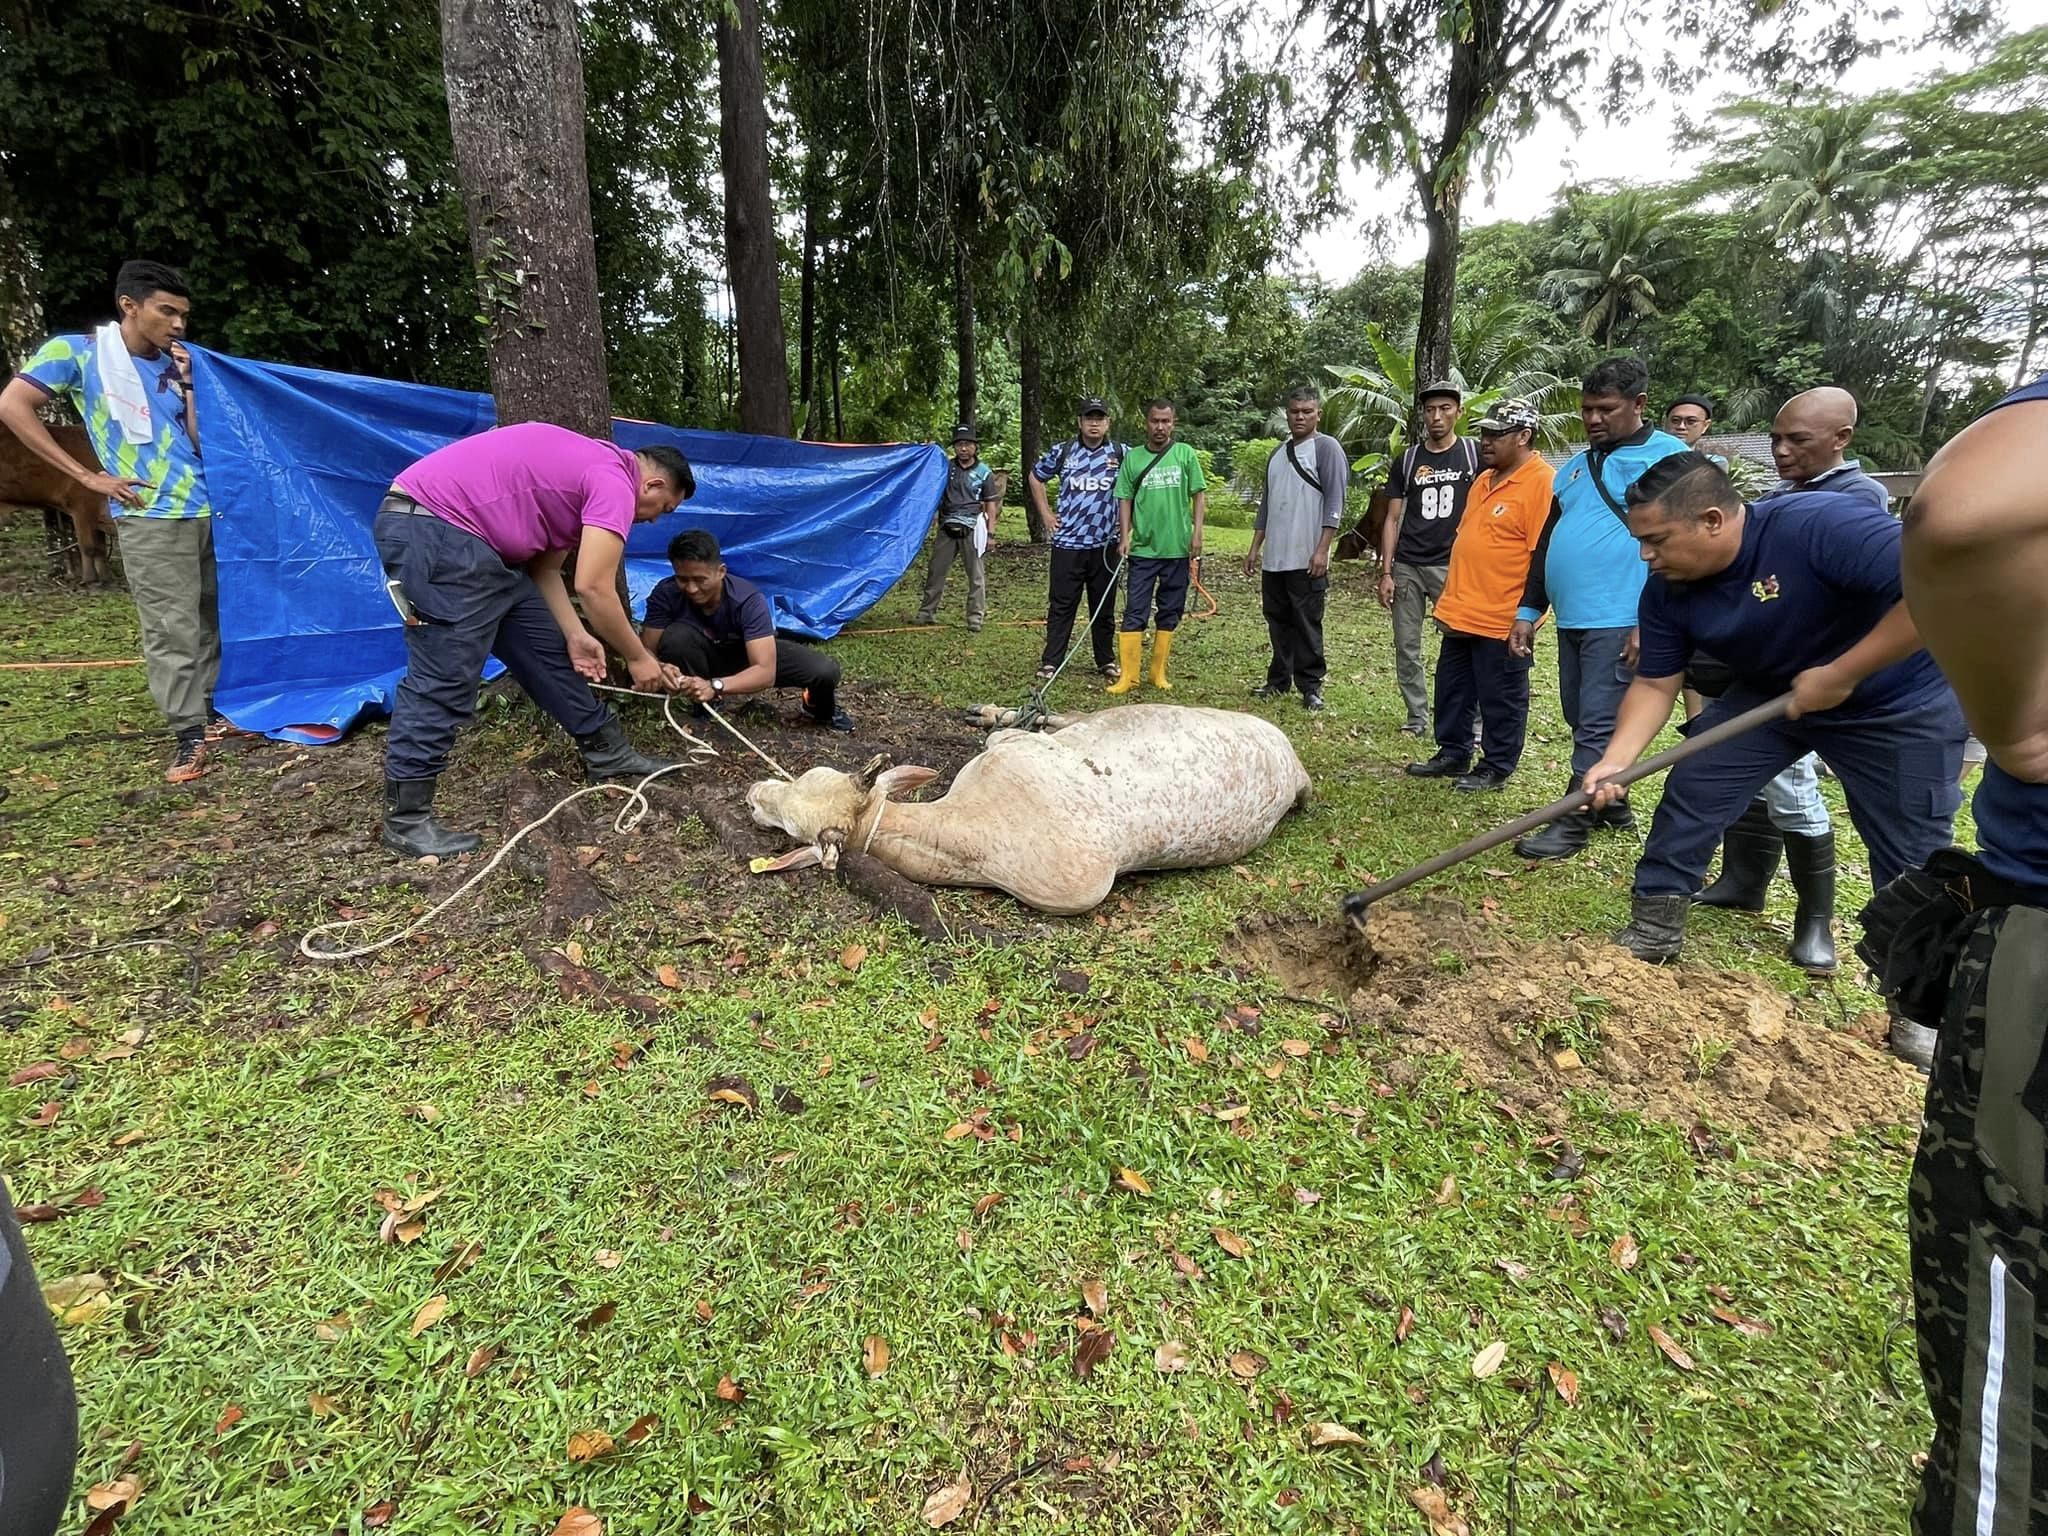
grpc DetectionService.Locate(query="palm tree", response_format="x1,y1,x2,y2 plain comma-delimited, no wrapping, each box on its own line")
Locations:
1540,189,1681,348
1726,98,1896,263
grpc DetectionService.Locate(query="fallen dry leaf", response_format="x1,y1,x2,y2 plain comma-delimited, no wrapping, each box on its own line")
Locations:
85,1476,141,1512
1081,1277,1108,1318
1407,1484,1472,1536
1279,1038,1313,1058
840,943,867,972
1470,1341,1508,1379
578,1301,619,1332
58,1036,93,1061
716,1374,745,1402
1710,1305,1774,1337
593,1249,624,1270
317,1312,353,1342
1227,1349,1267,1381
431,1241,483,1287
1434,1174,1459,1206
1170,1249,1204,1281
1396,1305,1416,1343
1293,1187,1323,1206
464,1344,500,1378
567,1428,615,1462
863,1335,892,1377
9,1060,62,1087
694,1299,714,1323
706,1074,760,1113
624,1413,659,1443
22,1100,61,1128
1183,1036,1210,1063
921,1474,972,1528
307,1392,338,1417
1112,1167,1152,1195
1647,1324,1695,1371
1072,1327,1116,1380
1610,1232,1640,1271
408,1295,448,1337
1154,1340,1191,1373
1599,1306,1630,1343
656,964,682,989
1547,1361,1580,1405
214,1404,244,1435
971,1191,1004,1220
550,1508,603,1536
1306,1421,1366,1448
362,1500,398,1529
1211,1227,1250,1259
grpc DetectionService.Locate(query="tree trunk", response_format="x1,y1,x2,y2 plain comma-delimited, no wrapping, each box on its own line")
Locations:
1408,29,1483,432
954,220,977,429
716,0,793,437
798,182,819,436
1019,311,1049,543
441,0,611,434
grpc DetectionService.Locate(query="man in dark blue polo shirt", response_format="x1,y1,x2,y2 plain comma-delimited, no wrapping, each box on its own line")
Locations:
1027,398,1125,682
640,529,853,731
1770,387,1890,510
1580,451,1964,973
1884,373,2048,1536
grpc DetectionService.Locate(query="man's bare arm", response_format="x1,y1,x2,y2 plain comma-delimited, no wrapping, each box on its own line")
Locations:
1903,398,2048,778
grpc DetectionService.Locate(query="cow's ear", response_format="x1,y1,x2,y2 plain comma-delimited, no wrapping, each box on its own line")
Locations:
755,844,823,873
874,765,939,798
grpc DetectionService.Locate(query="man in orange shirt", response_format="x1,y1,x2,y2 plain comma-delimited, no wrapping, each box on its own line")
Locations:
1406,399,1554,791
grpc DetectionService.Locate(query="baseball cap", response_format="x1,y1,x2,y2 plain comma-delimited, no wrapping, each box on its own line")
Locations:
1475,397,1540,433
1418,380,1462,405
951,424,979,444
1078,397,1109,416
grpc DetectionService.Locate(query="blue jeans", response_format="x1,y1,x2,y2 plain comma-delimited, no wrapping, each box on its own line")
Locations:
1634,688,1966,898
1556,626,1635,783
1760,754,1831,837
375,503,612,781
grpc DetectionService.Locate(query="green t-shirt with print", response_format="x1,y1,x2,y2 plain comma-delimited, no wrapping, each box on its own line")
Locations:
1112,441,1205,559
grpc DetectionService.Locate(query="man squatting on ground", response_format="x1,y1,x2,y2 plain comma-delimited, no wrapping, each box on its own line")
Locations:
1107,399,1206,695
1028,398,1125,682
1405,398,1553,792
374,421,695,858
1378,380,1477,737
917,424,1001,631
1508,357,1690,860
1244,385,1346,712
640,529,853,732
1582,453,1965,1053
1874,373,2048,1536
0,260,237,786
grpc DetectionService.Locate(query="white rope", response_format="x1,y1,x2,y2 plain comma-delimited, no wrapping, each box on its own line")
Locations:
299,690,721,963
591,683,797,783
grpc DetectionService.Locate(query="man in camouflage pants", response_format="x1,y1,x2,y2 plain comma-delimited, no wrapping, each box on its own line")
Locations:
1881,372,2048,1533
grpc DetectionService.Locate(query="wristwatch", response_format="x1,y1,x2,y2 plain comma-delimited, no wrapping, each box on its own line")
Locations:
711,678,725,697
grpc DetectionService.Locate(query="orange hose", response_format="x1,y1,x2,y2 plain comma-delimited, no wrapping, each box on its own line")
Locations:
1189,557,1219,620
0,658,141,671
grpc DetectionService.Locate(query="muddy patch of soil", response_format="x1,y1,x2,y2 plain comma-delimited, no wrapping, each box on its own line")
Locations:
1230,904,1921,1163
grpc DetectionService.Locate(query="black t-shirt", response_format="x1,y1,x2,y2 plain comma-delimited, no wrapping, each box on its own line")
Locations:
643,572,776,646
1386,439,1480,565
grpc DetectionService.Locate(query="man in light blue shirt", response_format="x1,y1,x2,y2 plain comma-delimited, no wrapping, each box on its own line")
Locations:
1507,357,1687,860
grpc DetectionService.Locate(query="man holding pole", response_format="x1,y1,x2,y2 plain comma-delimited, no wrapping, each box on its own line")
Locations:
1580,452,1964,999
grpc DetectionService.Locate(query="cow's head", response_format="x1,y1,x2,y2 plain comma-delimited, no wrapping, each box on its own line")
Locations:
747,754,939,871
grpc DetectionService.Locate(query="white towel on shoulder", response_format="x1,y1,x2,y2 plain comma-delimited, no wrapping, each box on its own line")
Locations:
92,322,154,445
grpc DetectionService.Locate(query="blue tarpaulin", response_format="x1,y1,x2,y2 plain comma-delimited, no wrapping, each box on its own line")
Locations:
189,347,947,740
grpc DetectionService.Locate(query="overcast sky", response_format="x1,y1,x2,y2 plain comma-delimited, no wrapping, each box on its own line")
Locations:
1277,0,1986,284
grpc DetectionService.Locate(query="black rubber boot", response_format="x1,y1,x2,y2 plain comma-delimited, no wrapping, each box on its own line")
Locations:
1595,797,1636,831
1694,798,1782,912
1612,892,1688,963
1405,753,1472,779
1514,809,1591,861
382,777,482,859
1783,828,1838,974
576,718,678,781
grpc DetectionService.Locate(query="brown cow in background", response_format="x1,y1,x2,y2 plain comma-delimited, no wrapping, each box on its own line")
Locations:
0,419,113,583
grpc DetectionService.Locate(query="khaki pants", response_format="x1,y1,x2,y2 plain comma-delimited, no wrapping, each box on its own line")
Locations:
918,531,985,626
116,515,220,734
1390,560,1448,729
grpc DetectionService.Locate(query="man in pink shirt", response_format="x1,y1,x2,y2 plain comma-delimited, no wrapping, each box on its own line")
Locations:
376,422,695,857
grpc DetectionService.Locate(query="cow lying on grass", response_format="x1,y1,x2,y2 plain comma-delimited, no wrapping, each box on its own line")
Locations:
746,703,1312,914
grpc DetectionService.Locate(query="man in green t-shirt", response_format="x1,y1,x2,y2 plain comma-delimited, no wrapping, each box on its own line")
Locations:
1107,399,1206,693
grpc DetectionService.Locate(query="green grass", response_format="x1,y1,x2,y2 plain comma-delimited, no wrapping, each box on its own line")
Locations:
0,512,1931,1534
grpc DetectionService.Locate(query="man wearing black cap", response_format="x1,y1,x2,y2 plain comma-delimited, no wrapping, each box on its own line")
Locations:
1380,382,1479,736
916,424,1002,631
1028,399,1126,681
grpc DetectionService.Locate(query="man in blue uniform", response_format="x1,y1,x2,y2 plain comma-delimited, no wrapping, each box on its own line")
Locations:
1877,373,2048,1536
1508,358,1688,858
1770,386,1889,509
1580,451,1964,976
1027,399,1124,682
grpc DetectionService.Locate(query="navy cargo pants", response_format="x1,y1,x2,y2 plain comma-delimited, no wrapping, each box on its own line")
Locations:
374,497,611,782
1634,685,1965,899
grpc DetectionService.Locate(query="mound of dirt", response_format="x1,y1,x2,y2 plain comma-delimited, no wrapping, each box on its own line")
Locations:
1229,906,1922,1163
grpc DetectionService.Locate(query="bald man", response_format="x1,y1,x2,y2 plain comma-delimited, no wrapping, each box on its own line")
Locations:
1770,387,1889,510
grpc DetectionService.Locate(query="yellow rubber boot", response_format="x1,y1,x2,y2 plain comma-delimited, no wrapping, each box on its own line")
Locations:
1148,628,1175,691
1105,631,1144,694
